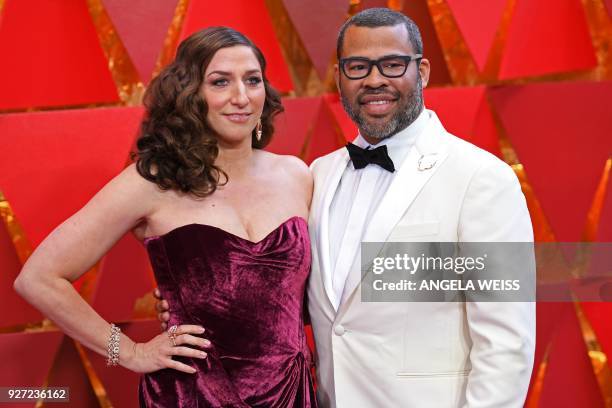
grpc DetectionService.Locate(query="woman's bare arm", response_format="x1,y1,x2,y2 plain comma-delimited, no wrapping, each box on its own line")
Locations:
14,164,208,373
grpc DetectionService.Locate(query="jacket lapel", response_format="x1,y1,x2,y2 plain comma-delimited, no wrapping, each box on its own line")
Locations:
311,149,350,311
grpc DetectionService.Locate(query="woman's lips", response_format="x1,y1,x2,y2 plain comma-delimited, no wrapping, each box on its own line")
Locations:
224,113,251,123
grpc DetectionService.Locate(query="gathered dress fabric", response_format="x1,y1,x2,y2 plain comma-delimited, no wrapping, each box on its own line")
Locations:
139,216,317,408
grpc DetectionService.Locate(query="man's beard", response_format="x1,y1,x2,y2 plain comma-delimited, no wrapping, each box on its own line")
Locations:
340,76,423,141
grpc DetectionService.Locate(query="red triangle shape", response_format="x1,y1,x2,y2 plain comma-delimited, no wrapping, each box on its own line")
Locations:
424,86,501,157
499,0,596,79
401,0,453,85
488,81,612,241
180,0,293,93
580,303,612,372
0,222,44,327
356,0,388,11
472,91,503,158
606,0,612,19
0,107,144,246
446,0,506,72
538,306,605,407
102,0,178,84
45,337,100,406
596,175,612,241
283,0,348,80
92,234,156,323
268,96,323,157
323,93,358,143
531,303,570,387
0,0,119,109
0,331,64,386
304,102,346,165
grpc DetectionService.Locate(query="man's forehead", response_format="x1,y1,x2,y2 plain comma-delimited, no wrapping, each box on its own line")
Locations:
341,24,413,58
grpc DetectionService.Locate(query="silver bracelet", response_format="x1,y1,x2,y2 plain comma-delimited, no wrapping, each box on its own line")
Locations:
107,323,121,366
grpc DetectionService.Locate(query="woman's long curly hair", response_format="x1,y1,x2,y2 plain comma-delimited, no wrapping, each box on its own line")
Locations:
134,27,284,197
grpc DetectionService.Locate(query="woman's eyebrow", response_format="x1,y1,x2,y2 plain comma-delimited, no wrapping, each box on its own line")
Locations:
207,69,262,77
207,70,230,77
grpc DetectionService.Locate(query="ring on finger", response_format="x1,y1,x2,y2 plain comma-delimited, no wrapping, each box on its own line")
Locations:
167,325,179,347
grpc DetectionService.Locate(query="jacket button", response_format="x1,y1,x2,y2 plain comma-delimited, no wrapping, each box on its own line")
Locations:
334,325,346,336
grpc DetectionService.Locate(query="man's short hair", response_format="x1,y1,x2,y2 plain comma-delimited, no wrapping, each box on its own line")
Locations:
336,8,423,59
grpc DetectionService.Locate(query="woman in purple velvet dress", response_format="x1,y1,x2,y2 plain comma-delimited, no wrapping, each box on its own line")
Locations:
15,27,316,407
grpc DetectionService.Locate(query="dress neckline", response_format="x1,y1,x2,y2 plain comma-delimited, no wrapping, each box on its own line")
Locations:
143,215,306,245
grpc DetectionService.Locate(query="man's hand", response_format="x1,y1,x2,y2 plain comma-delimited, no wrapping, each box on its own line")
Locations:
154,288,171,331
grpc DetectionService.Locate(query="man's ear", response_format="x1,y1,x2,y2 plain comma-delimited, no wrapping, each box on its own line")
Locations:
334,64,341,93
418,58,430,88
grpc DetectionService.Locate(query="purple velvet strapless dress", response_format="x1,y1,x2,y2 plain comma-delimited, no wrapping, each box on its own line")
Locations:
139,216,316,408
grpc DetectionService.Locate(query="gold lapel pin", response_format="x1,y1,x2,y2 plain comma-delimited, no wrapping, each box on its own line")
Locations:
417,154,437,171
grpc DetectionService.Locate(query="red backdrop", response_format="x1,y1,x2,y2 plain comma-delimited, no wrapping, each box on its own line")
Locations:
1,0,611,406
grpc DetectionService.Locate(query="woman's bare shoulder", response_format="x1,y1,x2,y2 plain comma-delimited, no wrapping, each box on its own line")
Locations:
260,151,311,183
98,163,166,214
258,152,313,209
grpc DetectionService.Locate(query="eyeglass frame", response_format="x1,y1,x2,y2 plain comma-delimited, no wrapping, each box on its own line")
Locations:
339,54,423,80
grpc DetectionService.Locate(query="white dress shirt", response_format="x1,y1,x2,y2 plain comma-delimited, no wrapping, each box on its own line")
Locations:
327,109,430,309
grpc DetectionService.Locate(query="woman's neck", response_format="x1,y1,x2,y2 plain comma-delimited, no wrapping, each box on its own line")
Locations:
215,138,255,179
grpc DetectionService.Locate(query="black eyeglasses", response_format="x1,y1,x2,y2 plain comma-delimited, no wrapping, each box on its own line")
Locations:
339,54,422,80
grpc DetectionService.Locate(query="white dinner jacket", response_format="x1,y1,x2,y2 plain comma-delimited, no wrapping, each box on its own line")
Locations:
307,110,535,408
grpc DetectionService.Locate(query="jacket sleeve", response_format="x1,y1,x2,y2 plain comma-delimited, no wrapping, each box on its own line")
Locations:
458,160,536,408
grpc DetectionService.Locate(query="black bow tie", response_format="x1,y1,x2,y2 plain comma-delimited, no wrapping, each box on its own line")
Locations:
346,142,395,172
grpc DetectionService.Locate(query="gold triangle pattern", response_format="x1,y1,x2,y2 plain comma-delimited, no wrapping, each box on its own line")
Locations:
0,190,32,264
573,299,612,406
152,0,191,80
86,0,145,105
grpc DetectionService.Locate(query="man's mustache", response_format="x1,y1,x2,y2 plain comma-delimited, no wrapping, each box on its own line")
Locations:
357,88,400,103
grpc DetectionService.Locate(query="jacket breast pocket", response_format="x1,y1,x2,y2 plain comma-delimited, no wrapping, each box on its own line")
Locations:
389,221,439,240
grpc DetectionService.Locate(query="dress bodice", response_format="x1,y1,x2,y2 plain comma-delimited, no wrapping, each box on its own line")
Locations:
139,217,316,408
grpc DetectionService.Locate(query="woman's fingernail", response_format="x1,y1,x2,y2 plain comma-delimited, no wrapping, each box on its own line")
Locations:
202,339,211,347
198,327,206,333
199,351,207,358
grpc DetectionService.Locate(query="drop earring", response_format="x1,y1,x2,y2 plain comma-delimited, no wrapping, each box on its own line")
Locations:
256,119,263,141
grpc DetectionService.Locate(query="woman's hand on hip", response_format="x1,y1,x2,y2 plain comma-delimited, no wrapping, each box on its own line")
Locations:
123,324,210,374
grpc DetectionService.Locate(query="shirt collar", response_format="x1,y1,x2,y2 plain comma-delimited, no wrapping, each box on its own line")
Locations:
353,108,429,164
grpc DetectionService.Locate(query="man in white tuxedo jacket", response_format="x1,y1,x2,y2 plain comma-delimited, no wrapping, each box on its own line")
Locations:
307,8,535,408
